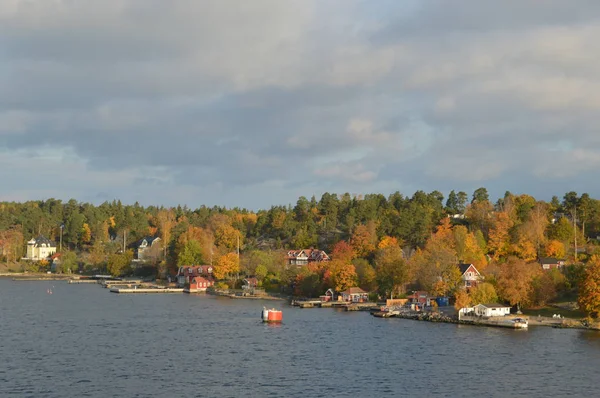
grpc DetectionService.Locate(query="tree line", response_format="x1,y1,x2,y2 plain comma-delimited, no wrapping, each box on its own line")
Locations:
2,188,600,318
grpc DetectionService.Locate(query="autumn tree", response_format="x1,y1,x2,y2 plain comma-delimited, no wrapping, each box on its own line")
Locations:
214,223,242,252
454,289,471,310
350,221,377,258
177,239,204,266
578,255,600,319
81,223,92,245
465,200,494,238
453,225,487,269
496,257,538,312
411,220,458,294
374,245,410,299
488,212,513,261
545,240,566,259
58,250,78,274
107,250,133,277
324,260,358,292
531,268,565,307
378,235,399,250
157,209,176,261
254,264,268,281
469,282,498,305
331,240,355,263
353,258,377,292
88,240,107,269
213,252,240,280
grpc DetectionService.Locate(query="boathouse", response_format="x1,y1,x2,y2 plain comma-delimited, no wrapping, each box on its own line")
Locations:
474,303,511,317
188,276,214,292
341,287,369,302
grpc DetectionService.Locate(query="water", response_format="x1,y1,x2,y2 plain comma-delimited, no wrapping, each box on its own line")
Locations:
1,278,599,397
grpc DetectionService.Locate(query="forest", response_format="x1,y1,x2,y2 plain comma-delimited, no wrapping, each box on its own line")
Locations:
2,187,600,317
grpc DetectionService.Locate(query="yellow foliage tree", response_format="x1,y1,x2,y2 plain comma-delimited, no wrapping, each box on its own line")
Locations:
213,252,240,280
214,224,242,252
81,223,92,244
324,260,358,292
454,289,471,310
378,236,399,250
513,239,537,262
488,212,513,260
545,240,566,259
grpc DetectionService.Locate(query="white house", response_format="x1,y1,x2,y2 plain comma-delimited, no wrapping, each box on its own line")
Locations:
474,303,511,317
25,235,57,261
135,236,161,261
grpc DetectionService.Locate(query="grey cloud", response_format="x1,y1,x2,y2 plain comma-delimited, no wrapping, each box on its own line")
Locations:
2,0,600,209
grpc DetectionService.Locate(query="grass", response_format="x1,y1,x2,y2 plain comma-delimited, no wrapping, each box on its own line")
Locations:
522,306,586,319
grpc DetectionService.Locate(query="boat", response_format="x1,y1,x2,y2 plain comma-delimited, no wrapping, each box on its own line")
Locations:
510,317,528,329
261,307,283,323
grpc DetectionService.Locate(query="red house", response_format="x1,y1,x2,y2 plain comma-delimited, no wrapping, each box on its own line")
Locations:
408,291,432,305
243,277,258,290
176,265,214,287
187,276,214,293
458,263,483,288
539,257,566,270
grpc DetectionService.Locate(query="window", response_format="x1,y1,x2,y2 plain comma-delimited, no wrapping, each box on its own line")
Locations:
543,264,550,270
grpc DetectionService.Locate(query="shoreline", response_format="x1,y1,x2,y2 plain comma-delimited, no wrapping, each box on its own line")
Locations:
373,310,595,330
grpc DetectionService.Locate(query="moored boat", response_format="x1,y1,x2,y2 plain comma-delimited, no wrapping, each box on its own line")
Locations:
511,317,528,329
261,307,283,323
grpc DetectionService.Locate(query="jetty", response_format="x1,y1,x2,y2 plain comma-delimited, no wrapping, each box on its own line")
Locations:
292,300,378,311
109,287,184,294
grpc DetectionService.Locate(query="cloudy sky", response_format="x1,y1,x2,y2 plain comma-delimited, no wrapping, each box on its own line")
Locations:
1,0,599,209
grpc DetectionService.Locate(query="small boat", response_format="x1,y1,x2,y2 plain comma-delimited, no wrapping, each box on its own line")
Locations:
261,307,283,323
510,317,528,329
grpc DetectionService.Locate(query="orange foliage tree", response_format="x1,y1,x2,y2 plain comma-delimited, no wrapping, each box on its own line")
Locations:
324,261,358,292
545,240,566,259
350,222,377,258
378,236,399,250
578,255,600,319
488,212,513,261
496,257,539,312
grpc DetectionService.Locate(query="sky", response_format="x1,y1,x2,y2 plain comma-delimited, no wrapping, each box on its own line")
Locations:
2,0,600,210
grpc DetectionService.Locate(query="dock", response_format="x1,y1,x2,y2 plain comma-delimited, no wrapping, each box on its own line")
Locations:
292,300,378,310
68,279,99,284
109,287,184,294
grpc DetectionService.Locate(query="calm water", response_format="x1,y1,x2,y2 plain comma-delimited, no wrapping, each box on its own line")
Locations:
1,278,600,397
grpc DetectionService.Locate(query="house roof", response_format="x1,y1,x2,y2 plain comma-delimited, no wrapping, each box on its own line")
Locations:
539,257,565,264
29,235,56,247
287,249,329,261
478,303,511,309
342,287,367,295
458,263,480,275
140,236,160,245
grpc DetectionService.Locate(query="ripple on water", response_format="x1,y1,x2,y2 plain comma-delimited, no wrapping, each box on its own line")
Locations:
1,279,600,397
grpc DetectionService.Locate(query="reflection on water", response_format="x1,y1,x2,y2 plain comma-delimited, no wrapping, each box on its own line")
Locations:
0,278,599,397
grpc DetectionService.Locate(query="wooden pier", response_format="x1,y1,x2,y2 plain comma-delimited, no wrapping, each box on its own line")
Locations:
68,279,98,284
109,287,184,294
292,300,378,310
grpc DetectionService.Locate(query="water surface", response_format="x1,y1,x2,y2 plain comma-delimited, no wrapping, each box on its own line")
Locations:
1,278,599,397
